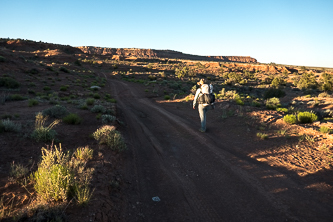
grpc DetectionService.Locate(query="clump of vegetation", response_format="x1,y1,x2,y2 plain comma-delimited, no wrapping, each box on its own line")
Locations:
101,114,116,124
0,119,21,132
276,107,288,113
265,97,280,110
9,94,26,101
60,85,69,91
86,98,95,106
62,113,82,125
28,99,39,107
92,125,126,151
319,126,332,134
0,77,20,88
297,111,318,123
0,56,6,62
319,73,333,91
91,104,106,113
264,88,285,99
10,162,29,181
271,77,285,88
293,72,317,90
42,105,69,118
257,132,268,140
164,95,170,100
32,144,94,204
59,67,70,73
284,114,297,124
31,112,60,142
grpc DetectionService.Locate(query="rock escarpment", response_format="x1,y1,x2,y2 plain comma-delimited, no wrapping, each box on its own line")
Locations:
77,46,257,63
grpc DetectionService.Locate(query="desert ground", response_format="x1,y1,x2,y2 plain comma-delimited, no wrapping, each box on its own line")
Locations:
1,39,333,221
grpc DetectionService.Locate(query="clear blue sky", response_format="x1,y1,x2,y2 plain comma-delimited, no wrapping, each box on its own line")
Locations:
1,0,332,68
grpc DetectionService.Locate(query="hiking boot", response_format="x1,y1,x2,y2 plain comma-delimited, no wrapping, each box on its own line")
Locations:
199,128,206,133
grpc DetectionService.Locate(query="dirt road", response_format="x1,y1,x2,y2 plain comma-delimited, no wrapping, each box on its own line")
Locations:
111,79,333,222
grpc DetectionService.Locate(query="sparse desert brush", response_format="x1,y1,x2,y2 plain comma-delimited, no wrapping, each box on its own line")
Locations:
43,86,51,91
295,72,318,90
257,132,268,140
271,77,285,88
59,66,70,73
60,85,69,91
284,114,297,124
62,113,82,125
319,126,332,134
91,104,106,113
318,92,330,98
93,125,126,151
164,95,171,100
101,114,116,124
264,88,285,99
276,107,288,113
1,119,21,132
93,93,100,99
74,146,93,162
265,97,281,110
10,94,26,101
86,98,95,105
32,144,94,204
0,77,20,88
31,112,60,142
10,162,29,181
234,97,244,105
42,105,69,118
28,99,39,107
297,111,317,123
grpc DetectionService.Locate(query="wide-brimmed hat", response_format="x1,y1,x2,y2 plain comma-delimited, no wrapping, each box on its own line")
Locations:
197,78,205,85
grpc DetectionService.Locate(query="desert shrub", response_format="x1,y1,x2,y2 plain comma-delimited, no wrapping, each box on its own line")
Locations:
283,114,297,124
164,95,170,100
86,98,95,105
257,132,268,140
93,125,126,151
265,97,280,110
59,67,70,73
1,119,21,132
43,86,51,91
0,56,5,62
295,72,318,90
60,85,69,91
74,146,93,162
74,59,81,66
0,77,20,88
276,107,288,113
107,98,117,103
320,73,333,91
264,88,286,99
319,126,332,134
42,105,69,118
8,94,26,101
91,104,106,113
234,97,244,105
28,99,39,107
33,144,94,203
93,93,100,99
101,114,116,124
297,111,318,123
318,92,330,98
175,66,195,79
251,100,261,107
10,162,29,180
31,112,60,142
271,77,285,88
62,113,82,125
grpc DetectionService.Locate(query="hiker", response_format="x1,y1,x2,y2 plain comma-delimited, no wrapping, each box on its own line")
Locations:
193,79,214,132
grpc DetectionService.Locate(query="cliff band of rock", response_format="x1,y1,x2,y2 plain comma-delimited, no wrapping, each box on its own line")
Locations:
77,46,257,63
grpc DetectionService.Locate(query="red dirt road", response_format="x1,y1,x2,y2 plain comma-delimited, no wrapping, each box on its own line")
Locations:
111,79,333,222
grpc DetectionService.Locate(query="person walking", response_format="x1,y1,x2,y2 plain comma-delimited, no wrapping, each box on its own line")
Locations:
193,79,214,132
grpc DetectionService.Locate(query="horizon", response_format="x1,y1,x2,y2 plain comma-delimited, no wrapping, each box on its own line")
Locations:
1,0,332,68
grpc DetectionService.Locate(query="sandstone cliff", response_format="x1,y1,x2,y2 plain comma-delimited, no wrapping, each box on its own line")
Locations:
77,46,257,63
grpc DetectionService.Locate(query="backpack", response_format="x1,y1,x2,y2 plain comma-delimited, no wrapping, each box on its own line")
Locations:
198,84,215,104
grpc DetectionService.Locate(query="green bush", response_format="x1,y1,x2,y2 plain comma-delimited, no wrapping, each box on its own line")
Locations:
31,113,60,142
91,104,106,113
43,86,51,91
0,56,6,62
251,100,261,107
276,107,288,113
297,111,318,123
319,126,331,134
283,114,297,124
0,77,20,88
101,114,116,124
42,105,69,118
86,98,95,105
59,67,70,73
1,119,21,132
257,132,268,140
234,97,244,105
10,94,26,101
265,97,281,110
93,93,100,99
62,113,82,125
93,125,126,151
264,88,286,99
60,85,68,91
164,95,170,100
28,99,39,107
33,144,94,204
295,72,318,90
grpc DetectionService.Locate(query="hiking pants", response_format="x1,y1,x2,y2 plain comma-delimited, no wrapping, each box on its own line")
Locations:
198,104,211,131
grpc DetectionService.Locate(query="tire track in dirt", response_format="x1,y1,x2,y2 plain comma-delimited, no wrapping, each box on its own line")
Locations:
110,80,297,221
